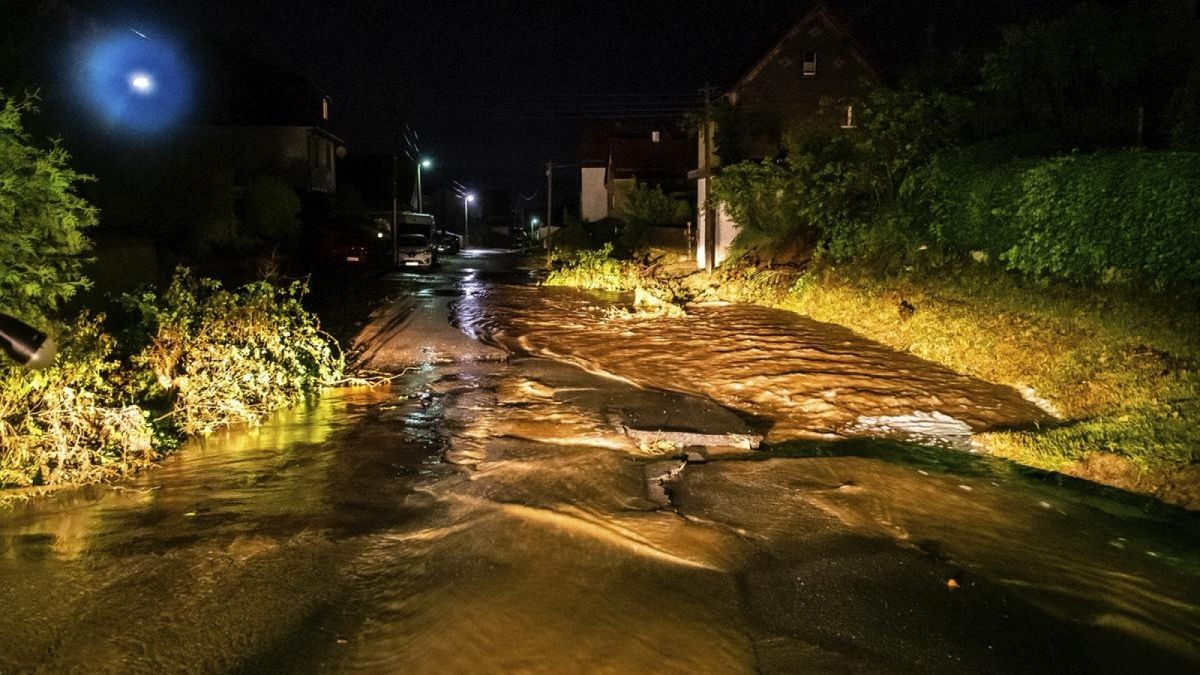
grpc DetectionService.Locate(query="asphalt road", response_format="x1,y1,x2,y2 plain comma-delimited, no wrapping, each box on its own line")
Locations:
1,250,1197,673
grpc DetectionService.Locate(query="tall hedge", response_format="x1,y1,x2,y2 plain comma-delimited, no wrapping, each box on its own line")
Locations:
923,150,1200,288
918,150,1035,259
1004,152,1200,287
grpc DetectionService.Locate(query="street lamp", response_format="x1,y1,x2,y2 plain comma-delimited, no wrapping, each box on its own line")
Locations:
530,216,540,242
416,157,433,213
464,193,476,249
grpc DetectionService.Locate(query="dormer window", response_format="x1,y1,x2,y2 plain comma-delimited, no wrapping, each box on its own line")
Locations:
803,52,817,76
321,97,330,121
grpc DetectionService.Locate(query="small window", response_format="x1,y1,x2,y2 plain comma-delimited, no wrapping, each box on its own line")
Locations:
321,97,330,121
651,130,661,143
803,52,817,76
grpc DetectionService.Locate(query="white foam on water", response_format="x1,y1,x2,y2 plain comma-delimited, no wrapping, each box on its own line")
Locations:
848,411,974,446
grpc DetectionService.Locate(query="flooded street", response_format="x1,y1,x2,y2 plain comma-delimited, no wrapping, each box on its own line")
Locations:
1,251,1198,673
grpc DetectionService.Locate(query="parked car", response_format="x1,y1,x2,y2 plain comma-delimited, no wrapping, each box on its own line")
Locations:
434,232,461,255
319,229,370,266
395,233,436,269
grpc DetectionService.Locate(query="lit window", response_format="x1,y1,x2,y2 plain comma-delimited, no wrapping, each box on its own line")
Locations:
321,97,329,121
842,105,857,129
803,52,817,76
651,130,661,143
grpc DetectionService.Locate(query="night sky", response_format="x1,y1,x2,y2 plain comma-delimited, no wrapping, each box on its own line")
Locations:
63,0,1069,199
81,0,824,176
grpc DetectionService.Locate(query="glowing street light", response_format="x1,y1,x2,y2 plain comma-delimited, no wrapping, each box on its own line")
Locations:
530,216,540,241
464,193,476,249
416,157,433,212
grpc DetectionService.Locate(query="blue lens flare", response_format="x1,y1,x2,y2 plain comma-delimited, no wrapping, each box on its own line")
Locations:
79,33,192,133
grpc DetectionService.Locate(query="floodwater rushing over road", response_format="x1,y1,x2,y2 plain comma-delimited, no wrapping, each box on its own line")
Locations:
1,251,1198,673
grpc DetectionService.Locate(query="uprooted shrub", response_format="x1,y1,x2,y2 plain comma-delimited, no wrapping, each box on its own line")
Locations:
124,269,344,435
0,313,156,487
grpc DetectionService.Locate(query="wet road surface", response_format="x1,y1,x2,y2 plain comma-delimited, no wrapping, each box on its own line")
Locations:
1,251,1198,673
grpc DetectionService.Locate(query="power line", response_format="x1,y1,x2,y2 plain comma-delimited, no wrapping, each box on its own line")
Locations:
408,89,703,100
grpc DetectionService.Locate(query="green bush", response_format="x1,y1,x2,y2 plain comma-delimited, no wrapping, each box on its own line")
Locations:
922,151,1200,287
711,160,812,251
124,269,344,435
917,150,1037,260
243,174,301,250
546,218,593,257
1004,152,1200,288
617,184,691,251
710,87,969,264
0,95,155,488
544,243,641,291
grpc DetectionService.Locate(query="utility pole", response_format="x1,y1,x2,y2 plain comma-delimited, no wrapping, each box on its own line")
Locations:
416,161,424,213
544,160,554,251
391,94,400,267
701,86,716,273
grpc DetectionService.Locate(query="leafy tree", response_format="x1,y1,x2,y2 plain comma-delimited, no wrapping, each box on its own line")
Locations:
1168,70,1200,150
0,94,97,322
617,184,690,251
329,185,371,229
621,184,690,227
712,86,969,263
243,174,301,250
980,1,1200,148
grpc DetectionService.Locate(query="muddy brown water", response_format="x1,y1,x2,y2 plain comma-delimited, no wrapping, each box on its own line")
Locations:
1,252,1197,673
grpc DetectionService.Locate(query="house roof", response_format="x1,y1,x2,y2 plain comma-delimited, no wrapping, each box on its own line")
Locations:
718,0,1088,94
581,124,693,171
194,45,332,129
608,136,694,179
728,1,881,95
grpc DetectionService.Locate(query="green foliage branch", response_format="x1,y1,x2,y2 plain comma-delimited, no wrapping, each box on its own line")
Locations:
0,95,97,321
